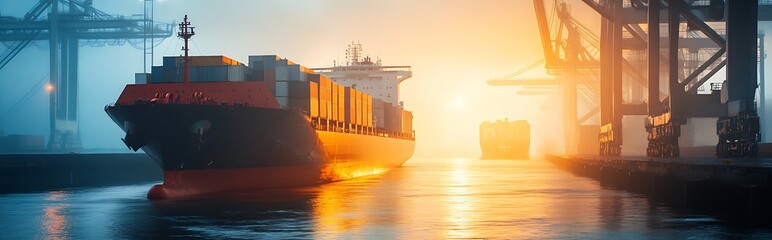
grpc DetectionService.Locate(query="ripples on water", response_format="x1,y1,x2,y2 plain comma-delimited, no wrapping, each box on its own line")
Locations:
1,158,771,239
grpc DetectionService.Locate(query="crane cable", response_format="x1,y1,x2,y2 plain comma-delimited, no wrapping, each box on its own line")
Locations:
0,74,49,127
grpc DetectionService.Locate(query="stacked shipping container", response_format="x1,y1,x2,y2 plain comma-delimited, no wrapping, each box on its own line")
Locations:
151,56,251,83
287,81,319,117
149,54,413,137
344,87,357,126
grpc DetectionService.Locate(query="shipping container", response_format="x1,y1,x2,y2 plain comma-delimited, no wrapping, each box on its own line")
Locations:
331,82,339,121
275,64,312,81
263,69,276,95
275,65,289,81
366,96,373,127
162,56,176,68
164,55,243,67
310,74,333,100
248,55,280,71
383,103,402,133
394,106,403,133
287,81,318,98
372,99,385,128
275,81,289,97
189,65,250,82
152,65,177,83
383,103,392,131
312,75,333,120
319,98,328,119
150,66,163,83
401,109,413,134
135,73,150,84
311,96,319,118
408,111,413,134
248,55,279,84
355,91,363,126
325,100,332,121
362,93,369,128
344,87,357,125
337,85,346,121
283,81,319,117
288,96,319,118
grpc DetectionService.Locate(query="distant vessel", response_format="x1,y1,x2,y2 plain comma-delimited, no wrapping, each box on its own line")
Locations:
479,119,530,159
104,17,414,199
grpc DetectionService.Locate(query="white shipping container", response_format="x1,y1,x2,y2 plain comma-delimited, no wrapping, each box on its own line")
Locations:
135,73,150,84
276,66,289,81
228,66,246,81
275,81,289,97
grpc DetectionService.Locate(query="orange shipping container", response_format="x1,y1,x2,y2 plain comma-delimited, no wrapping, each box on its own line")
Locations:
323,80,332,101
362,93,370,128
327,100,333,121
344,87,356,125
319,99,328,119
400,110,407,133
367,96,373,127
311,97,319,117
168,56,242,67
355,91,363,126
331,82,339,121
337,85,345,121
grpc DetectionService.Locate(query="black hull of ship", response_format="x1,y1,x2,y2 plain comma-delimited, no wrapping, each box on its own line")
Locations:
105,104,414,199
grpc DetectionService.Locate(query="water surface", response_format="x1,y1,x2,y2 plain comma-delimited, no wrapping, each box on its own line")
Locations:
1,158,769,239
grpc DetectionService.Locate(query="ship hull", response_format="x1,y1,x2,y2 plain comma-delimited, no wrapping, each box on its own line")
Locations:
105,104,414,199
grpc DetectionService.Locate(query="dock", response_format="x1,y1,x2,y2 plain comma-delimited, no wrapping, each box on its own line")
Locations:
0,153,161,193
547,155,772,220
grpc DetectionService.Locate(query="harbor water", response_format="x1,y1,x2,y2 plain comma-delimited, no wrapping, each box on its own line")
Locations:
1,157,771,239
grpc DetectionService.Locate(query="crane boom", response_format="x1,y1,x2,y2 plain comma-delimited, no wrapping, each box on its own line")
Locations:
533,0,557,67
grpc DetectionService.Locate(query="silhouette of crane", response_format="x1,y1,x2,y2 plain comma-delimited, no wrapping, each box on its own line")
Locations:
0,0,173,151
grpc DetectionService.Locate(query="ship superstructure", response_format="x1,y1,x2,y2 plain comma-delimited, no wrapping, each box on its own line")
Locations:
311,43,413,131
311,42,412,106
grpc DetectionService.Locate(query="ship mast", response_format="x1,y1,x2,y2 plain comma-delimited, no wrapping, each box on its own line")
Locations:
177,15,195,83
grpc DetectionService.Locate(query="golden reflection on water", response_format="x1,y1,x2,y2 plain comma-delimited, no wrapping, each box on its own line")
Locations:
444,158,477,239
312,184,366,235
310,158,614,238
323,164,389,182
42,191,69,240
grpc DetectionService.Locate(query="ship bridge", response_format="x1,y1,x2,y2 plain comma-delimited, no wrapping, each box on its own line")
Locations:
312,42,411,106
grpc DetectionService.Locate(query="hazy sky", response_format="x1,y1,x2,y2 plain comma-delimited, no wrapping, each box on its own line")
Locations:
1,0,771,157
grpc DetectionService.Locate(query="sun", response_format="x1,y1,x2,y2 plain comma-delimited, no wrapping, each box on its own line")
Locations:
454,97,465,108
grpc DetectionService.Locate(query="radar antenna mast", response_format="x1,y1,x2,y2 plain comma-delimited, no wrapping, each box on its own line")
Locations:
178,15,195,83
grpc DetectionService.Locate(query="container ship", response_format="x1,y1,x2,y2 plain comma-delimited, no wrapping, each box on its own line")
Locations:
479,119,529,159
105,17,414,199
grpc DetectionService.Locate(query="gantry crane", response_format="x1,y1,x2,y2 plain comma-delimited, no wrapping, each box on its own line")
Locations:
487,0,601,154
489,0,653,154
0,0,173,151
579,0,769,157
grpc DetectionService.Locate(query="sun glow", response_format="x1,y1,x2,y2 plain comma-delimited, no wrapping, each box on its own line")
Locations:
454,97,465,108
